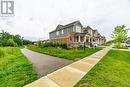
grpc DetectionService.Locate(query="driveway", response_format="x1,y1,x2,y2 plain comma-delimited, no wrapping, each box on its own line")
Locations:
21,48,73,77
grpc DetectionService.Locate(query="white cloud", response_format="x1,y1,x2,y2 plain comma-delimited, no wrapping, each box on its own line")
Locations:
0,0,130,41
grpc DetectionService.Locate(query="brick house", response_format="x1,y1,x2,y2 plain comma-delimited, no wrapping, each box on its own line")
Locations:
49,21,106,47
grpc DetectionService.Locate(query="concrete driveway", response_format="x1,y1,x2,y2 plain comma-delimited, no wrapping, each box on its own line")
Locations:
21,48,73,77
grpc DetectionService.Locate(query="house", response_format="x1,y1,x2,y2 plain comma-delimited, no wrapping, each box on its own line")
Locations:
49,21,106,47
127,37,130,41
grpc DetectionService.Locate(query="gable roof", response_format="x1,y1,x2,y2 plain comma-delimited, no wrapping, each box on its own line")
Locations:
86,26,93,30
49,21,83,33
63,21,83,28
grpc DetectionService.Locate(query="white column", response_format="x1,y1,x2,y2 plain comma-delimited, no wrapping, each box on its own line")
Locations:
84,36,86,42
98,38,100,44
78,36,81,42
72,36,74,42
91,37,93,44
88,36,90,42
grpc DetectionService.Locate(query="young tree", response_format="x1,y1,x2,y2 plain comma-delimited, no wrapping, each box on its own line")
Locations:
0,30,23,47
111,25,129,44
23,39,32,45
6,39,17,47
0,30,12,46
13,35,23,46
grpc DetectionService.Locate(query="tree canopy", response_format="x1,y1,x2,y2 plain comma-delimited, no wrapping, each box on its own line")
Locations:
111,25,129,43
0,30,32,47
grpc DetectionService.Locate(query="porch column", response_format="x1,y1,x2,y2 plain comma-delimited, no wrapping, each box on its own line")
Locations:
72,36,74,42
84,36,86,42
88,36,90,42
78,36,81,42
91,37,93,44
98,38,100,44
88,36,91,47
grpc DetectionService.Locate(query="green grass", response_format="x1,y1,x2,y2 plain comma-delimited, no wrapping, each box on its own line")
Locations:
102,41,112,46
27,45,101,60
113,45,128,49
0,47,37,87
75,50,130,87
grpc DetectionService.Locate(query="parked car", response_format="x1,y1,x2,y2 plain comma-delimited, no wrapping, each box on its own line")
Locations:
126,42,130,47
93,42,98,47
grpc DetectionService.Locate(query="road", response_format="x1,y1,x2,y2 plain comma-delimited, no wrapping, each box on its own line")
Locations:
21,48,73,77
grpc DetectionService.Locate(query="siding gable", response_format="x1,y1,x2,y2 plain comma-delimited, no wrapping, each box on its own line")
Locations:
49,21,83,39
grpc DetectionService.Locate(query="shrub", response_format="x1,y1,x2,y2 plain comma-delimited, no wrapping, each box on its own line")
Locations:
0,48,6,58
6,39,17,47
60,43,68,49
42,42,53,47
38,42,68,49
102,41,113,46
127,40,130,43
114,44,127,49
78,45,84,50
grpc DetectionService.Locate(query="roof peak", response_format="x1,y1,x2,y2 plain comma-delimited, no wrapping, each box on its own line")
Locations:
63,20,81,26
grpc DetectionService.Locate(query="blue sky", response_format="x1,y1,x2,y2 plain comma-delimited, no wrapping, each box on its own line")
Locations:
0,0,130,41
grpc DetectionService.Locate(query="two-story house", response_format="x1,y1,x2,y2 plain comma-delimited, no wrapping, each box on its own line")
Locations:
49,21,106,47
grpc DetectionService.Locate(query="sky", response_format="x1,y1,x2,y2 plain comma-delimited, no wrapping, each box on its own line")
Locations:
0,0,130,41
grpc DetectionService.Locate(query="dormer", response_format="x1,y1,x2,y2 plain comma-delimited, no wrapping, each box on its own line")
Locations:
73,21,83,33
83,26,93,36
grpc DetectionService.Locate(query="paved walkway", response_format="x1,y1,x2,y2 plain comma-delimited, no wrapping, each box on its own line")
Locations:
21,48,73,77
24,46,112,87
112,48,130,51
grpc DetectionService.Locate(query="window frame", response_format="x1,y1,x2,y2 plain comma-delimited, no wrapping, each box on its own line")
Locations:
61,30,64,34
56,31,59,36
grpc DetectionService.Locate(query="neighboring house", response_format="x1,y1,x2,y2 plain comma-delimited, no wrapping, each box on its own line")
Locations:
127,37,130,41
33,40,50,45
49,21,106,47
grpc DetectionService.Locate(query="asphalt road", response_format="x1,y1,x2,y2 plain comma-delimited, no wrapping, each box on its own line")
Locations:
21,48,73,77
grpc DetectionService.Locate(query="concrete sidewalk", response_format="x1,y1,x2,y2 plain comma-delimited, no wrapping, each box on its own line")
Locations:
112,48,130,52
24,46,112,87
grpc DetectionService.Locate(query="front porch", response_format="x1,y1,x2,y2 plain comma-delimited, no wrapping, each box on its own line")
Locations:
68,33,92,47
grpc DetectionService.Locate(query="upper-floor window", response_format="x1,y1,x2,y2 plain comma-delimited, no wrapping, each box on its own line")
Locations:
61,30,64,34
84,30,88,33
56,31,59,36
88,30,93,35
75,26,81,33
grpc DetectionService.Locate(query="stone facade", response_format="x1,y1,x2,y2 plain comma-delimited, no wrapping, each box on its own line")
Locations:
49,21,106,47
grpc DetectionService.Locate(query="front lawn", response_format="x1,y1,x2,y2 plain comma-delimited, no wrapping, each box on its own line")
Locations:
102,41,113,46
27,45,101,60
0,47,37,87
75,50,130,87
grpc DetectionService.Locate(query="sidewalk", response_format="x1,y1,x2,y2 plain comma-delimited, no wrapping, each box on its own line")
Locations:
24,46,112,87
112,48,130,52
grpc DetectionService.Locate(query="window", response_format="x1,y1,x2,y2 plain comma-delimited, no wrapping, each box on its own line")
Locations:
84,30,88,33
76,26,81,33
56,31,59,35
89,30,92,34
61,30,64,34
